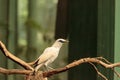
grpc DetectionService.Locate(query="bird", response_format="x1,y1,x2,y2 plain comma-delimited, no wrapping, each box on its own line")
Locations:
34,38,68,72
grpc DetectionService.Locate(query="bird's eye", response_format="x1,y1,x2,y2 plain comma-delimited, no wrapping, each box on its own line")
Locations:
58,40,65,43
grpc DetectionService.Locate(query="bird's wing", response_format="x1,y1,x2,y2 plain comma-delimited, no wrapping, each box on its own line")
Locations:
37,47,57,64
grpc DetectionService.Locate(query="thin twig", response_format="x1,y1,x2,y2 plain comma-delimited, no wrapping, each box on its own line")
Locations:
112,68,120,78
97,57,120,78
89,62,108,80
96,57,111,64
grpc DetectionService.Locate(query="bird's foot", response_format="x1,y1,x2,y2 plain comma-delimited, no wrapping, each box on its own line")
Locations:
44,65,54,71
47,66,54,70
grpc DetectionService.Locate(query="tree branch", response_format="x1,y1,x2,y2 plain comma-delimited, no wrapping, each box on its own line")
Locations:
43,57,120,77
1,41,120,80
89,62,108,80
0,57,120,77
0,56,120,79
0,43,120,80
0,41,34,71
0,67,32,75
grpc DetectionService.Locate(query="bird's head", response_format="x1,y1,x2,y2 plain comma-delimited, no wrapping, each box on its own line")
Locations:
52,38,68,47
57,38,69,43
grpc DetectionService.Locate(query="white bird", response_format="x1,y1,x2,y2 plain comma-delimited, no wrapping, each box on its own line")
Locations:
34,38,68,72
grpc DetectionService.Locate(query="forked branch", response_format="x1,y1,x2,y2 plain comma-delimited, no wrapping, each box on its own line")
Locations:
0,41,120,80
0,41,34,70
43,57,120,77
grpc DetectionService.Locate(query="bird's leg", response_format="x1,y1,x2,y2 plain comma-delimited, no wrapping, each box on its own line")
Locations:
44,65,49,71
44,64,54,71
34,63,43,73
47,66,54,70
33,66,39,75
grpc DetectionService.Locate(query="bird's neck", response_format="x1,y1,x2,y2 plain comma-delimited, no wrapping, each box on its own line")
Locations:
52,42,63,48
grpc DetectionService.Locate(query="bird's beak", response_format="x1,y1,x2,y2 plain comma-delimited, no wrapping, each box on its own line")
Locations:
65,40,69,43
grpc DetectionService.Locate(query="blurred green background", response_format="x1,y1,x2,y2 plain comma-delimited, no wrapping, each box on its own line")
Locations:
0,0,68,80
0,0,120,80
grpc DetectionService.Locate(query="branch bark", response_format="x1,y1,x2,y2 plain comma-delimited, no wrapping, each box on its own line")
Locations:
43,57,120,77
0,41,34,70
0,67,32,75
1,57,120,78
0,41,120,79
